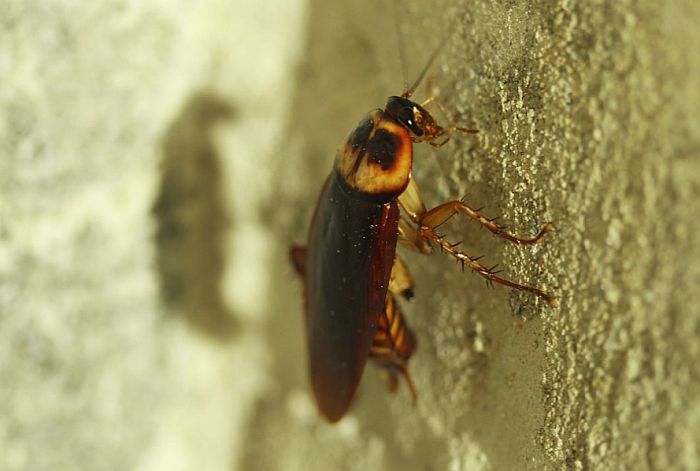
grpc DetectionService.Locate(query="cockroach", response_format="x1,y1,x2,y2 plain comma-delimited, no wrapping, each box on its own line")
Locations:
290,42,555,423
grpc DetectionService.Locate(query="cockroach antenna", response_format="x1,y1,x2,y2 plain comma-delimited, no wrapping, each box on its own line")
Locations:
400,10,461,99
392,0,409,93
401,41,444,99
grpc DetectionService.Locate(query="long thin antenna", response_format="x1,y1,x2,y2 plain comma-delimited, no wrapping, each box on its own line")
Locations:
401,42,443,99
400,6,461,99
392,0,409,93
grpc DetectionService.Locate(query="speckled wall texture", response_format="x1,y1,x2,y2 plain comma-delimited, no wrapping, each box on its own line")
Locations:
1,0,699,470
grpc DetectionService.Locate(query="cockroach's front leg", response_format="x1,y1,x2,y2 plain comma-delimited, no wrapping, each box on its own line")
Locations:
420,75,479,148
397,179,556,306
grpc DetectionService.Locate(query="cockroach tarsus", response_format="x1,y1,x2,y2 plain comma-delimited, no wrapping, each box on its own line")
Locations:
290,47,555,423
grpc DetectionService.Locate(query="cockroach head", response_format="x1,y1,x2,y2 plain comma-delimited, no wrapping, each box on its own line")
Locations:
385,96,441,142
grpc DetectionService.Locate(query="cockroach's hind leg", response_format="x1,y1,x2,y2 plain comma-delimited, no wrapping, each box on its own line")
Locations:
380,365,417,403
384,368,399,393
420,226,557,306
289,245,306,276
397,364,418,404
420,199,553,246
389,255,415,300
370,293,419,400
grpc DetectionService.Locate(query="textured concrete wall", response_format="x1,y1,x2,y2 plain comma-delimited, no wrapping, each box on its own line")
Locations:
0,1,306,470
2,0,699,470
245,0,700,470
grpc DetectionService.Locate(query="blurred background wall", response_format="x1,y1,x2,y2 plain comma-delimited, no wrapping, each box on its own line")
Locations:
1,0,699,470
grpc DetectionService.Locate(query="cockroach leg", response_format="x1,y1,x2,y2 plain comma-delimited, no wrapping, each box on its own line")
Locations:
376,362,418,404
398,180,555,304
421,199,553,245
420,75,443,114
398,178,427,223
398,218,432,254
401,178,552,245
420,74,479,140
389,255,415,300
395,363,418,403
420,96,436,108
289,245,307,276
429,137,451,147
419,226,557,306
370,293,418,400
384,368,399,393
439,125,480,137
428,126,479,147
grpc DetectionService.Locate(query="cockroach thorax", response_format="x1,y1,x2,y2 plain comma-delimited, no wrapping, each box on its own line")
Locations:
336,109,413,197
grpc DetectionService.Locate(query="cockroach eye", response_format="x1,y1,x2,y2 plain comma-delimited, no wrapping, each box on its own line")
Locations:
385,96,424,137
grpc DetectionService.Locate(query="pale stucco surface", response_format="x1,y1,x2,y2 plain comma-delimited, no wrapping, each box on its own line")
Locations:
1,0,699,470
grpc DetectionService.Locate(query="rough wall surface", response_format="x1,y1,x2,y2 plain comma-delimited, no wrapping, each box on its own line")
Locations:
1,0,699,470
247,0,700,470
0,1,306,470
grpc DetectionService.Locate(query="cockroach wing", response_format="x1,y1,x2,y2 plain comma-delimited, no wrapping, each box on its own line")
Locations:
304,174,399,422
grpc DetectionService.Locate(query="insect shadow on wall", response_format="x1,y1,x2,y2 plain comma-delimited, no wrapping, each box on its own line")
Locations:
153,91,239,340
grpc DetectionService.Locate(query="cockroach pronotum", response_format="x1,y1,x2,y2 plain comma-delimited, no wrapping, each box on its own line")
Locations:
290,38,555,423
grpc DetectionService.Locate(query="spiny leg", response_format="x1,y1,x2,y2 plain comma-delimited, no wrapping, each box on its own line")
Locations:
414,78,545,244
398,174,555,304
421,199,553,246
420,226,557,306
398,218,432,254
399,179,552,245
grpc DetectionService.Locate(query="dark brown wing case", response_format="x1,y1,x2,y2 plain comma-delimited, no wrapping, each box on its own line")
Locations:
304,173,399,422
